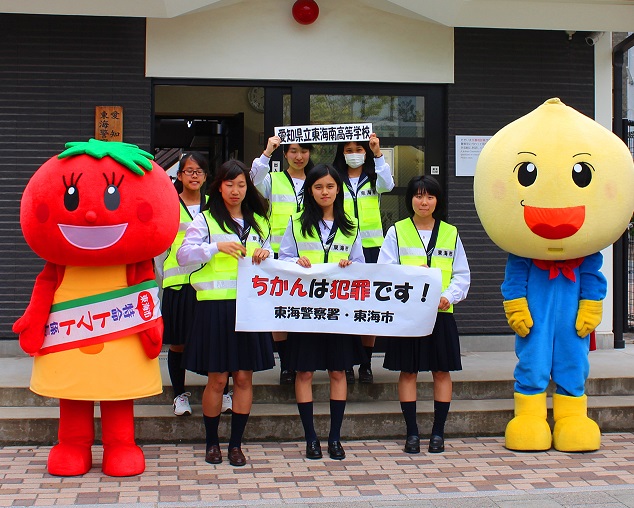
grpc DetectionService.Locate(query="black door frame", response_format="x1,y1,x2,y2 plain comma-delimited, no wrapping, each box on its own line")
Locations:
264,82,446,200
152,78,447,204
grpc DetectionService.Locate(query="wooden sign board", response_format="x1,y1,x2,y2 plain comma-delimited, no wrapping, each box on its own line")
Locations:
95,106,123,142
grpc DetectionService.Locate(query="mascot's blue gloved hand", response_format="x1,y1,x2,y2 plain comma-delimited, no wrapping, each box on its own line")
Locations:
503,297,533,337
575,299,603,338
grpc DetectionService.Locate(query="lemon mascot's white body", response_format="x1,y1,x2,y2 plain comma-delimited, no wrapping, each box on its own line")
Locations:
474,98,634,452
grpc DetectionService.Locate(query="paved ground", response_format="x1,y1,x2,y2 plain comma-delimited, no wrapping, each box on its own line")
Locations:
2,433,634,507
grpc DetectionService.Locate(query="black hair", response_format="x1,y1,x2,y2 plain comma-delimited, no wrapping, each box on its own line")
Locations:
174,151,209,207
300,163,355,238
405,175,444,218
204,159,269,240
332,140,377,190
282,142,315,175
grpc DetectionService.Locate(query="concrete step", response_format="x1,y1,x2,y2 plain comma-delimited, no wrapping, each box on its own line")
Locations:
5,376,634,407
5,348,634,406
3,396,634,445
3,347,634,445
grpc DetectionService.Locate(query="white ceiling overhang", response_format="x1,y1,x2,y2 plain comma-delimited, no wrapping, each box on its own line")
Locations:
0,0,632,31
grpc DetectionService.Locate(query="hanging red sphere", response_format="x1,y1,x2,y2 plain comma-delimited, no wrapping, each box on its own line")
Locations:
292,0,319,25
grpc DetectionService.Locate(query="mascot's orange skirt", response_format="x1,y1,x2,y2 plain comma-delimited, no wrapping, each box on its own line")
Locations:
30,265,162,400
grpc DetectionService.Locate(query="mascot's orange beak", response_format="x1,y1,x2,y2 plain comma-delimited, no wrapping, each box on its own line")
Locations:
523,205,585,239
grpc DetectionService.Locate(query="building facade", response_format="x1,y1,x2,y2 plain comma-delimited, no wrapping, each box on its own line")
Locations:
0,0,631,348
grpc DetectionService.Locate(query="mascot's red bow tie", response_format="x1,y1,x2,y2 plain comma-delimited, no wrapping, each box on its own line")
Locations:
533,258,584,282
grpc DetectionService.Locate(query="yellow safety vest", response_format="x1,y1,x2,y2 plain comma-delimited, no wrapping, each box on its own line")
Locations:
342,176,384,249
190,212,270,301
162,197,207,289
291,212,359,264
270,171,303,253
394,218,458,313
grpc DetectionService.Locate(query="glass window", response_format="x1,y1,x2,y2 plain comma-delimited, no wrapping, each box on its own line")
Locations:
309,93,426,229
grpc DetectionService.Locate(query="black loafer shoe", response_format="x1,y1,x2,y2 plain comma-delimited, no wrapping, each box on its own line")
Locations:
345,369,355,385
205,444,222,464
328,441,346,460
228,446,246,467
305,439,322,459
280,369,295,385
358,365,373,384
404,435,420,454
428,435,445,453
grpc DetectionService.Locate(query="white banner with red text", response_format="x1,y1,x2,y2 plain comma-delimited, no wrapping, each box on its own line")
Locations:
235,259,442,337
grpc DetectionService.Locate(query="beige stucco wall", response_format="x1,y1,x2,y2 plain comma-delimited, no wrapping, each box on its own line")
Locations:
146,0,454,83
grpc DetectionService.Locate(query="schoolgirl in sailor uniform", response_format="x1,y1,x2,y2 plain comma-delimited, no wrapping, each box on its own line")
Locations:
155,152,208,417
177,160,274,467
379,175,470,455
278,163,366,461
332,133,395,384
250,137,315,385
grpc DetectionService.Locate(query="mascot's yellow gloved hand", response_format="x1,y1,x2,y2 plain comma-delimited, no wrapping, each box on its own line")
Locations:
503,297,533,337
575,299,603,338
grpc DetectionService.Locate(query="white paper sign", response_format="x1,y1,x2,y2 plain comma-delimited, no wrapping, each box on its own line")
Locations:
456,135,492,176
274,123,372,145
235,258,442,337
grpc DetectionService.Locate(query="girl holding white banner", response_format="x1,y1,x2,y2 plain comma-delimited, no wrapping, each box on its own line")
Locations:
251,137,315,386
378,175,470,455
278,163,366,461
332,133,395,385
177,160,275,467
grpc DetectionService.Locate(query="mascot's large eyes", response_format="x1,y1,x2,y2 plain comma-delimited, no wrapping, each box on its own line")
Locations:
64,186,79,211
103,173,124,211
572,162,593,188
104,185,120,211
515,162,537,187
62,173,82,211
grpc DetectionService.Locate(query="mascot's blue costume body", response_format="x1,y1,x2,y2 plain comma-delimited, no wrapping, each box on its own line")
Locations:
474,98,634,452
503,253,606,398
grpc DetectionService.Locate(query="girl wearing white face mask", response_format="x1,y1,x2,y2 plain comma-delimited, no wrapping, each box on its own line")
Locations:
332,133,395,385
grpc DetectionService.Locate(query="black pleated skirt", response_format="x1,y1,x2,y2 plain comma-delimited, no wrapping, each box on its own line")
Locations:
383,312,462,373
161,284,198,346
184,299,275,375
286,331,367,372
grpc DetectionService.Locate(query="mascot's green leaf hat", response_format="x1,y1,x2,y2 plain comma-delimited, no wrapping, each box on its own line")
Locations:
58,139,154,176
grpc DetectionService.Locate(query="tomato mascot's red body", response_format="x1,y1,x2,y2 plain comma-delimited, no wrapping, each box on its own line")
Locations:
13,140,179,476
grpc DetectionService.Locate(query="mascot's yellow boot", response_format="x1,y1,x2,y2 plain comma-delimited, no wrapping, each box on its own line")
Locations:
505,392,552,451
552,393,600,452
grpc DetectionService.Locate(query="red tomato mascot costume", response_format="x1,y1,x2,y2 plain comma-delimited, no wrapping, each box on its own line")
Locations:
13,140,179,477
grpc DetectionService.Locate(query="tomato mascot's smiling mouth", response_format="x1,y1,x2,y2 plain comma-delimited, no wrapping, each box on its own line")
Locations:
58,223,128,250
522,204,585,240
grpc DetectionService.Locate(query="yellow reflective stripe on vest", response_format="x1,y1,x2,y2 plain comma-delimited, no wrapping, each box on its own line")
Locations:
271,194,297,203
270,234,285,247
190,211,269,300
192,280,237,291
270,172,301,252
343,181,383,248
163,202,197,288
398,246,427,257
295,241,324,253
394,218,457,313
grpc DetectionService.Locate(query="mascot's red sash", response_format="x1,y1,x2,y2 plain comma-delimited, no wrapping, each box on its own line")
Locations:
37,280,160,356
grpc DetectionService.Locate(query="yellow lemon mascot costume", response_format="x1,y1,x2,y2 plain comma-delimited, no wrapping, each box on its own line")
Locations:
13,140,179,476
474,98,634,452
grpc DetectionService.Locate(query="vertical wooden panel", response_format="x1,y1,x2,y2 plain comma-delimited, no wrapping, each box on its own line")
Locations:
95,106,124,141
